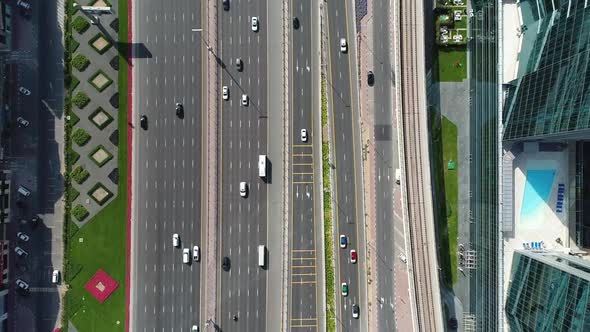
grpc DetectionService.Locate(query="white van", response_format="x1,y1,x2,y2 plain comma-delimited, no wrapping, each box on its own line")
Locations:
395,169,401,185
18,185,31,197
52,270,60,284
258,245,266,267
258,155,267,178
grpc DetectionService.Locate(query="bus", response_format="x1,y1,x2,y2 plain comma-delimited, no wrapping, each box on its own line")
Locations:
258,155,267,178
258,245,266,267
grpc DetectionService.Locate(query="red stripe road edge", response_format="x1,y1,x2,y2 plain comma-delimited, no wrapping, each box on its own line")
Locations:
125,0,133,329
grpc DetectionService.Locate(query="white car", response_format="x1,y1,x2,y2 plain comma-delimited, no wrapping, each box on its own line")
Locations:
239,181,248,197
300,129,308,142
52,270,60,284
17,117,29,127
18,86,31,95
173,233,180,248
16,279,29,291
17,232,30,242
398,253,407,263
339,234,347,248
191,325,199,332
241,94,249,106
182,248,190,264
193,245,200,262
340,38,347,53
251,16,259,32
222,86,229,100
14,246,28,257
341,282,348,296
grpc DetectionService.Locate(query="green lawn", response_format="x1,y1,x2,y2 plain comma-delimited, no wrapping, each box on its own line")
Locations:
437,49,467,82
62,0,129,329
430,111,459,287
441,116,458,285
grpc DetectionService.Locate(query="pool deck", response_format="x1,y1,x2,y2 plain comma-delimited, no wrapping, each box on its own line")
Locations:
503,148,572,307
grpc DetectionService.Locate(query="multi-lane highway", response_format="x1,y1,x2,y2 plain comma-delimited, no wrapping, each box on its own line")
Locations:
288,0,322,331
217,1,268,330
397,0,444,329
325,0,367,330
367,0,404,330
131,1,204,330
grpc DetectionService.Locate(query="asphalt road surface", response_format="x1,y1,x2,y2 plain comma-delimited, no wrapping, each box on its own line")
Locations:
132,1,204,330
369,1,400,330
217,1,268,331
288,0,321,331
325,1,367,331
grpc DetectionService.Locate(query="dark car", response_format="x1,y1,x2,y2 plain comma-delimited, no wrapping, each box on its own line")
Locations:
293,17,300,29
222,256,230,271
448,317,458,330
352,304,359,319
30,216,40,228
367,71,375,86
222,0,229,11
235,58,243,72
140,115,148,130
175,103,184,118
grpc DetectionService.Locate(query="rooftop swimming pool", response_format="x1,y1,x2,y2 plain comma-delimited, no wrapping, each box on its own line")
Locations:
521,169,556,217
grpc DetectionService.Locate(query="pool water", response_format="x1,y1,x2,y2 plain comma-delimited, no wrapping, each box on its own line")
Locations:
521,169,556,216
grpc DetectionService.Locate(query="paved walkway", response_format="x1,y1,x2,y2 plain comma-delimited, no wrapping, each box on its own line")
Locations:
70,0,120,227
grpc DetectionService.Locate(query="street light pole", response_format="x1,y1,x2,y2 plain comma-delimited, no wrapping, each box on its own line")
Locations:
192,28,214,53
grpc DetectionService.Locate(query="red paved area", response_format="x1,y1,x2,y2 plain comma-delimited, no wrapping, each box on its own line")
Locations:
85,269,119,303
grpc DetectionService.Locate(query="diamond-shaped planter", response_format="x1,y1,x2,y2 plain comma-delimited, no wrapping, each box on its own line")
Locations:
89,33,113,55
89,70,113,92
89,107,114,130
88,182,113,206
89,145,113,167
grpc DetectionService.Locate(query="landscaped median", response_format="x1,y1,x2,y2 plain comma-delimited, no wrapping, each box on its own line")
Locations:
321,73,337,332
61,0,129,330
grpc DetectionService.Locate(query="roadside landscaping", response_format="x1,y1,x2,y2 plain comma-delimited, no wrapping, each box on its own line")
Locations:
61,0,129,329
430,109,459,286
321,74,336,332
435,0,468,82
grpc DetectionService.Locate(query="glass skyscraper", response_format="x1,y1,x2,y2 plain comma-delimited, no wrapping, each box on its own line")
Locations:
503,0,590,141
505,250,590,331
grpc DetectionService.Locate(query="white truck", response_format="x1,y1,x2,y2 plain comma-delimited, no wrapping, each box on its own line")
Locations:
258,245,266,267
258,155,267,178
395,168,401,184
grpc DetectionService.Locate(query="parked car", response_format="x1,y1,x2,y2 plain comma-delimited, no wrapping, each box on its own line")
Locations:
18,86,31,95
17,117,29,127
16,279,29,291
15,246,28,257
16,232,30,242
52,270,60,284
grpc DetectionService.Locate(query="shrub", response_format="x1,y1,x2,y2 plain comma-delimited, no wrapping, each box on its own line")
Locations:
71,166,90,184
72,128,91,146
72,204,89,221
72,92,90,109
68,186,80,202
71,75,80,91
72,16,90,34
67,147,80,166
72,54,90,71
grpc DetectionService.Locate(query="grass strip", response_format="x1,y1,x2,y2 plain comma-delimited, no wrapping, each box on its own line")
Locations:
321,73,336,332
62,0,129,329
